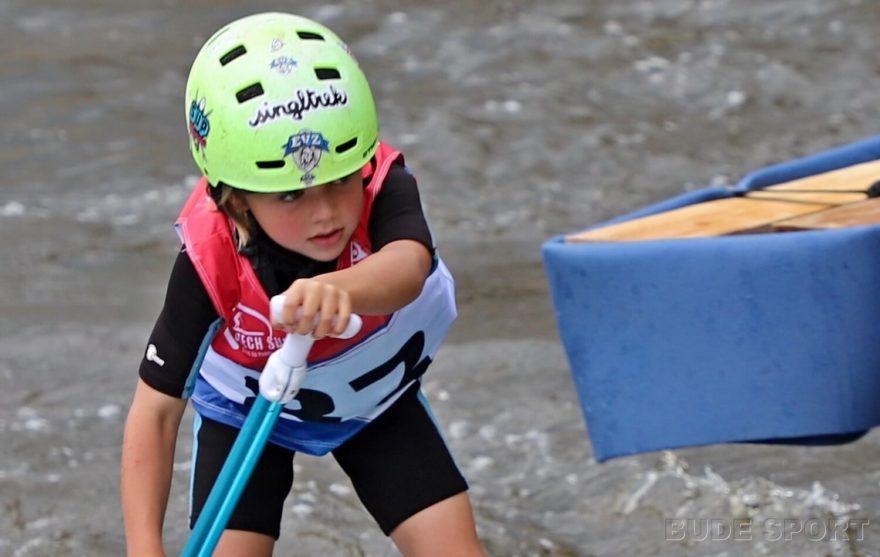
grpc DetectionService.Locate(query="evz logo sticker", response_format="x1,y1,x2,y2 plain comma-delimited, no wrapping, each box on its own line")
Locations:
282,130,330,186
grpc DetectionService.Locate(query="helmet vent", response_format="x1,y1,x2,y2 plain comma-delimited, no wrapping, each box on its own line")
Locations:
297,31,325,41
315,68,341,80
219,45,247,66
335,137,358,154
362,137,378,159
256,160,285,169
236,83,265,103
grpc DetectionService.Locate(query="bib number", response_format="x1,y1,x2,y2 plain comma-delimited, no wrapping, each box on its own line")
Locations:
244,331,431,422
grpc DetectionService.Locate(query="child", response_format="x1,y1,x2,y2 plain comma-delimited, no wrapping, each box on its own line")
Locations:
121,12,486,557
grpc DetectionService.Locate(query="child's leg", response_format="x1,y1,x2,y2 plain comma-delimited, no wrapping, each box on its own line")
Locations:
189,415,294,555
390,492,485,557
333,383,486,556
214,530,275,557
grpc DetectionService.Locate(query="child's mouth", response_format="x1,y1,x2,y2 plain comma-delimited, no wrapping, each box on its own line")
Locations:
309,228,343,247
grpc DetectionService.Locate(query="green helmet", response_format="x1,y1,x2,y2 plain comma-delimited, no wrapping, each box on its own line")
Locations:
185,13,379,192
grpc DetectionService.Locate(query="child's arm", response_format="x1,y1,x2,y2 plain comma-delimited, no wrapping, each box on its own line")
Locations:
276,239,432,338
121,378,188,556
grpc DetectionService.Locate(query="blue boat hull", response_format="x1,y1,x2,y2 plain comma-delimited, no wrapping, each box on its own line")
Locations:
542,135,880,462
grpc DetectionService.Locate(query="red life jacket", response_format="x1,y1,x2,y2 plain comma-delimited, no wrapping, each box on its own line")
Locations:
175,142,457,453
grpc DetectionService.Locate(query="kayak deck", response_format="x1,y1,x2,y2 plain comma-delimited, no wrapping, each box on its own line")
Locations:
567,159,880,242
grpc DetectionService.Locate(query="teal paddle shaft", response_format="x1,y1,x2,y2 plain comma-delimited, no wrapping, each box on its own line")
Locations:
181,396,283,556
180,297,361,556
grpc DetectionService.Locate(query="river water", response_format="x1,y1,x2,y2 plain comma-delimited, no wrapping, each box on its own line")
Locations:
2,0,880,555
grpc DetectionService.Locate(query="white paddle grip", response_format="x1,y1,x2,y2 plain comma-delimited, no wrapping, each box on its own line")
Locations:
261,295,364,400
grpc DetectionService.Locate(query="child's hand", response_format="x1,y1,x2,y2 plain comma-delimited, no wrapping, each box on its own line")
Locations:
273,278,352,339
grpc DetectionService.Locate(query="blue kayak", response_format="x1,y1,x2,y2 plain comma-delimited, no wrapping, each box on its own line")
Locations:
542,134,880,462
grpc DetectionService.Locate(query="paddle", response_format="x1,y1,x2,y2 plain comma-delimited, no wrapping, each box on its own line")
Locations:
181,297,362,557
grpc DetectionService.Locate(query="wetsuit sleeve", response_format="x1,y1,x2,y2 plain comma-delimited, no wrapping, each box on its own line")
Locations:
138,250,219,398
368,164,435,254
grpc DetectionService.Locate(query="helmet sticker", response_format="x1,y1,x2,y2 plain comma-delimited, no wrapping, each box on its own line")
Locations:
188,96,211,156
282,130,330,186
248,85,348,128
269,56,298,75
271,38,285,52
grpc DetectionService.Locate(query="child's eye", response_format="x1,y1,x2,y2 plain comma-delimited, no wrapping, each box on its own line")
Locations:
277,190,305,202
331,172,360,187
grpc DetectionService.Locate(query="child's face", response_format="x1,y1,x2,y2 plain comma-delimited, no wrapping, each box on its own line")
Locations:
242,172,364,261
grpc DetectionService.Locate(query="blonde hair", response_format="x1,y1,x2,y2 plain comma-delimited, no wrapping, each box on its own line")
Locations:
212,183,253,250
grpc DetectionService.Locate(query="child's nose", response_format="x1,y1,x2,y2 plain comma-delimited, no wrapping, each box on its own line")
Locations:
306,188,335,219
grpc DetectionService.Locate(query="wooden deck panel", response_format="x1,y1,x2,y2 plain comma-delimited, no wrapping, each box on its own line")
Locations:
566,160,880,243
